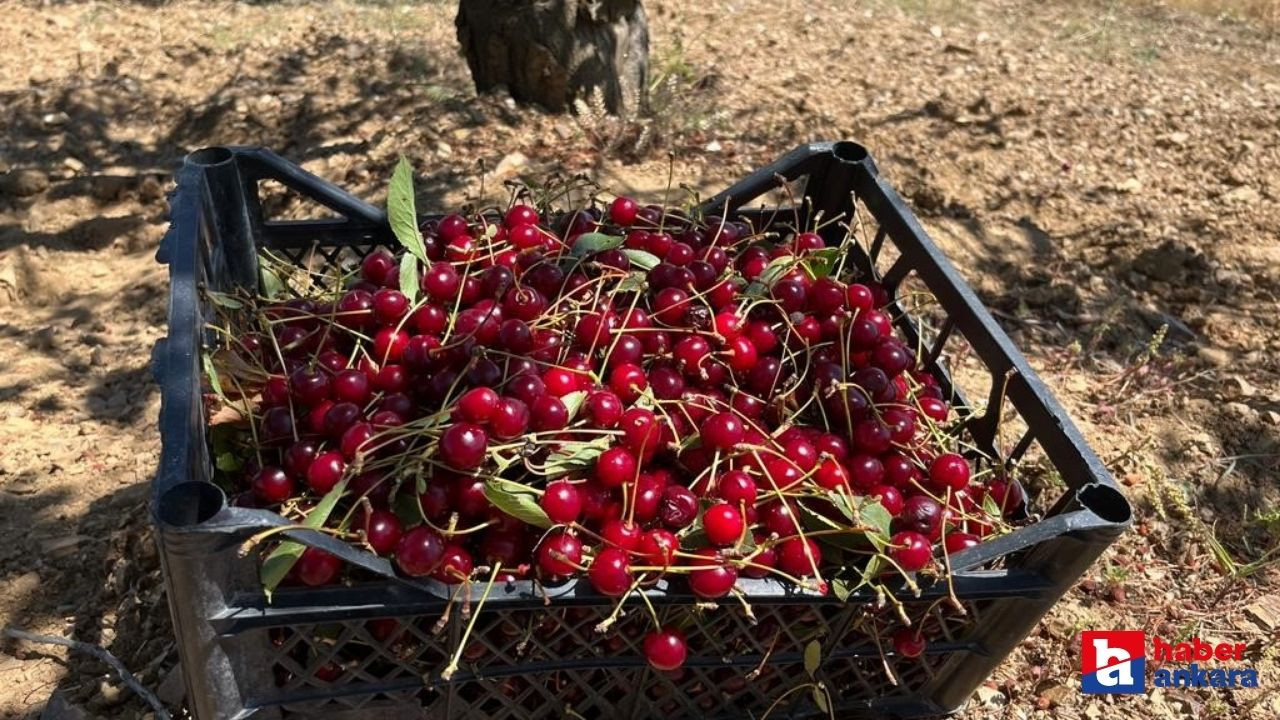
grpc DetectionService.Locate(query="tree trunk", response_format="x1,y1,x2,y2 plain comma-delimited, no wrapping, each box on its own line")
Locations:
456,0,649,114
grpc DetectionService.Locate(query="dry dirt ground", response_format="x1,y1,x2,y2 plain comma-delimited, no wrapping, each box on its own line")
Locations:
1,0,1278,718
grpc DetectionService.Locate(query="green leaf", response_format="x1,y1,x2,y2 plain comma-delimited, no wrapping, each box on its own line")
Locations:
260,479,348,601
392,484,427,527
202,353,225,399
542,436,611,476
484,478,553,529
215,451,243,472
571,232,624,257
812,685,830,714
859,500,893,540
399,253,420,304
561,390,588,421
803,247,842,279
615,271,648,294
259,266,286,299
804,640,821,678
981,492,1002,520
621,248,661,270
860,554,885,584
388,156,427,261
830,577,852,602
206,291,244,309
757,255,794,288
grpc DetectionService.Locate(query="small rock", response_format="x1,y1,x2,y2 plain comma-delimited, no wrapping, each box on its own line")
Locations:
1224,401,1255,421
488,151,528,181
137,176,164,202
1132,240,1200,282
1117,177,1142,193
1197,345,1230,367
704,140,722,152
1,168,50,197
929,25,943,38
63,157,86,173
40,535,87,558
1224,375,1257,397
1157,131,1189,147
90,175,133,202
98,680,124,707
1223,186,1260,204
157,663,186,706
41,690,89,720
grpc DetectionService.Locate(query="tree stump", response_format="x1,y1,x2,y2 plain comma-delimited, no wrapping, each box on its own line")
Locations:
455,0,649,114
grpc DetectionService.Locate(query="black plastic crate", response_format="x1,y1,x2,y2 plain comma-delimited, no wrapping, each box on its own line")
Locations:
153,142,1130,719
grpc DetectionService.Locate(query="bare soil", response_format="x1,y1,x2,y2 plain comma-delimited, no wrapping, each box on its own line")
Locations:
1,0,1278,718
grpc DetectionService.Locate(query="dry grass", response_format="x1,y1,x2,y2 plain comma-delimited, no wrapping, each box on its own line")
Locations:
1139,0,1280,25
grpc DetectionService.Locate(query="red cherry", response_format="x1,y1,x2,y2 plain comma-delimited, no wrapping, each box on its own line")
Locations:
541,481,582,525
433,545,474,583
289,367,330,405
777,537,821,578
813,459,850,491
609,196,639,226
595,446,638,488
929,453,971,493
297,547,342,586
362,509,402,555
892,628,926,659
503,204,539,228
372,288,409,325
742,536,778,579
422,261,461,300
919,396,949,422
871,485,905,516
529,395,568,432
848,454,886,492
373,327,409,363
584,390,623,428
306,451,346,494
456,387,500,424
490,397,530,439
700,412,744,452
588,547,633,597
396,526,446,576
438,214,470,239
890,530,932,572
688,549,738,598
762,502,800,537
439,423,488,470
252,466,294,503
638,529,678,566
643,627,687,670
331,369,371,405
620,408,661,459
536,530,583,579
361,249,396,285
608,363,648,403
702,503,745,546
944,532,981,554
601,518,643,551
716,470,757,506
659,485,699,529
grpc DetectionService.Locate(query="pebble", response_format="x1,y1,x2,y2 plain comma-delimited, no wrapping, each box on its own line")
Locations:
0,168,50,197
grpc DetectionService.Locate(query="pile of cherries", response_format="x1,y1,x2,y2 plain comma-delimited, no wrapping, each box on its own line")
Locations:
216,195,1026,672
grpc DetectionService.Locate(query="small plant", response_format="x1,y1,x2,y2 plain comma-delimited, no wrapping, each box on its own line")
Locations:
572,34,728,162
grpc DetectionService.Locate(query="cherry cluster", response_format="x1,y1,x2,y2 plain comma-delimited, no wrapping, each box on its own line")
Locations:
213,194,1027,672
